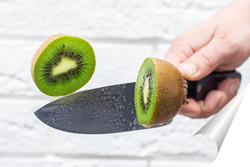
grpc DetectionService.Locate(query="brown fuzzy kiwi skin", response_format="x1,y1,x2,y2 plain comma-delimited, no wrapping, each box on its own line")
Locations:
30,34,68,83
144,57,188,128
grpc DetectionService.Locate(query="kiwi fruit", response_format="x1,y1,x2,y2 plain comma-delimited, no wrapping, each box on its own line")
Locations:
31,34,96,96
134,57,189,128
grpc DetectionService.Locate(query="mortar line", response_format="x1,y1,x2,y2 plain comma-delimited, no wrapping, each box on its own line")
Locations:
147,159,151,167
0,34,173,46
0,153,213,165
0,95,56,101
0,153,149,161
0,152,214,161
54,153,149,161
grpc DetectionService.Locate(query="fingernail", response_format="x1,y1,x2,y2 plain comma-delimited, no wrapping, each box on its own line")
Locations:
181,111,198,117
218,97,226,109
230,81,240,95
181,63,198,75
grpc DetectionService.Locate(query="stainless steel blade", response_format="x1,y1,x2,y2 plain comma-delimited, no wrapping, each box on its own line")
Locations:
35,83,162,134
35,70,241,134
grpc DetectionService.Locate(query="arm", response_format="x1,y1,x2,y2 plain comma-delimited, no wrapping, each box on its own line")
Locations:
165,0,250,118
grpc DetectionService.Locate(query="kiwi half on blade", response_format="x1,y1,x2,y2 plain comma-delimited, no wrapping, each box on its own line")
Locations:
31,34,96,96
134,57,189,128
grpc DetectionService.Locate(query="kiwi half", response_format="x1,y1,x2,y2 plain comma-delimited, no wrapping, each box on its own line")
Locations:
134,57,189,128
31,34,96,96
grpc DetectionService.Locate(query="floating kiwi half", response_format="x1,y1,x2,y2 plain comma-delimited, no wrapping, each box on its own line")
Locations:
134,57,189,128
31,34,96,96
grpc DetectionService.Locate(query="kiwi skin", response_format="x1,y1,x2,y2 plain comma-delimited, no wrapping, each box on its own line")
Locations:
135,57,189,128
31,34,66,83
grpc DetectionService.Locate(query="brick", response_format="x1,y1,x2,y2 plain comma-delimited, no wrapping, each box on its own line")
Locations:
0,0,231,40
49,115,216,159
0,40,44,97
150,159,210,167
0,159,57,167
57,159,147,167
0,158,147,167
85,42,153,89
0,99,51,154
155,44,171,60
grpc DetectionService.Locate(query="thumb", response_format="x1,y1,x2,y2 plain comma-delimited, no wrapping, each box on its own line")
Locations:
178,39,228,81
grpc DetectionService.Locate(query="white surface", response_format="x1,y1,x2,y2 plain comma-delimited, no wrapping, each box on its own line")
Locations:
195,84,250,152
208,84,250,166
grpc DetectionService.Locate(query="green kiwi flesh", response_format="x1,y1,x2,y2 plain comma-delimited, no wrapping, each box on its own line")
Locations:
32,35,95,96
135,57,188,127
134,58,157,125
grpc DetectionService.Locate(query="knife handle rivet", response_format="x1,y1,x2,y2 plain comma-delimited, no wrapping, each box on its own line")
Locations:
197,84,202,93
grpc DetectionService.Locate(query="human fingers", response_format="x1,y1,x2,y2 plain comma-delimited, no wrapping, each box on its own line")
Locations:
165,22,215,67
179,78,240,118
177,38,235,81
179,90,226,118
216,77,240,107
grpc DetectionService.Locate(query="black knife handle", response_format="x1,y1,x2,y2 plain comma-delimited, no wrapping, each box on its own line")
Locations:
187,70,241,101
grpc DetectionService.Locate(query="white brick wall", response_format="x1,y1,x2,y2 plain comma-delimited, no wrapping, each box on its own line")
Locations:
2,0,249,166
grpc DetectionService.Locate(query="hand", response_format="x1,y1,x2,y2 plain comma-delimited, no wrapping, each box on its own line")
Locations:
165,0,250,118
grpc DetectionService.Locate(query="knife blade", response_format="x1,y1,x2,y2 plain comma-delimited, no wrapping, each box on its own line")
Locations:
35,70,241,134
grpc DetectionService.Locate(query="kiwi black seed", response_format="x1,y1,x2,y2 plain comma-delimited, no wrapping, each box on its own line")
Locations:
134,57,189,128
31,34,96,96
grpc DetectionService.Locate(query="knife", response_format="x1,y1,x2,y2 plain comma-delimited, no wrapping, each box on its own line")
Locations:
35,70,241,134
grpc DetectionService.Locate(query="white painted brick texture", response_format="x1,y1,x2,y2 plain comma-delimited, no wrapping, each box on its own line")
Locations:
1,0,248,166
